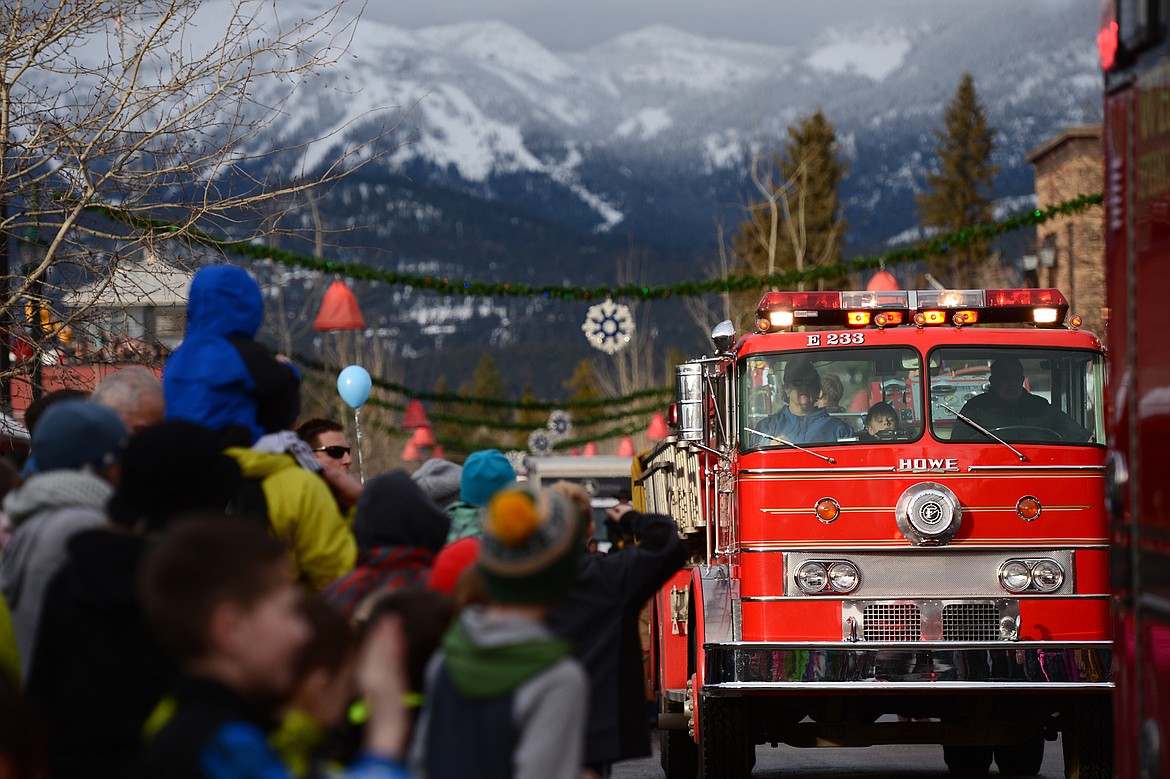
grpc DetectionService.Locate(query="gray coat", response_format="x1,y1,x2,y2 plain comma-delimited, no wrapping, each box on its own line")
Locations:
0,471,112,679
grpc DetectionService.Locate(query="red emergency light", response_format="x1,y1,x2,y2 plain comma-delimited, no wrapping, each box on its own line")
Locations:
754,288,1070,332
1098,1,1118,73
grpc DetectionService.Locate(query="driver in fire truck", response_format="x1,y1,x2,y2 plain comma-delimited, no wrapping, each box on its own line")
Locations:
753,358,852,446
950,356,1090,443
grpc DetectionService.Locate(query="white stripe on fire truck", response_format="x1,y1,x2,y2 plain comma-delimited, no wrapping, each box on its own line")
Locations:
737,540,1107,550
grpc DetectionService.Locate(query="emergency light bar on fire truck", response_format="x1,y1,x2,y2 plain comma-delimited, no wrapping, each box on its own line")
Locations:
754,287,1081,331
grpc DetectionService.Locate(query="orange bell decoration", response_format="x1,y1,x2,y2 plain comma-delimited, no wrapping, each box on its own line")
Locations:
617,436,635,457
401,441,422,462
402,399,430,429
647,413,670,441
431,444,445,460
866,270,899,292
313,281,366,331
583,441,597,456
410,426,436,448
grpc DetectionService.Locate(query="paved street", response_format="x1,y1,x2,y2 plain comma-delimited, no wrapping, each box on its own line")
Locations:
614,736,1066,778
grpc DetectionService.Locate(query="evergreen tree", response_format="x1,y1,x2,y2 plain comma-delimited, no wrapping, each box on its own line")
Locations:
564,359,601,445
917,72,999,287
516,385,546,451
563,358,601,402
732,109,848,324
430,376,463,459
459,354,509,448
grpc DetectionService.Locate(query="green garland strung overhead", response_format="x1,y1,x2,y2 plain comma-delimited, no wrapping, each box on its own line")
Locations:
84,193,1103,301
361,395,667,431
299,357,671,410
367,416,642,456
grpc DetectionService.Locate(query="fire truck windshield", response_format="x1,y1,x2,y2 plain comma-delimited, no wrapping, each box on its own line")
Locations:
928,347,1103,444
740,348,923,449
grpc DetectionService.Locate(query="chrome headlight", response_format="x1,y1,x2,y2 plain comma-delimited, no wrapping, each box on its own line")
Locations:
998,558,1066,594
794,561,829,594
998,560,1032,593
1030,559,1065,592
827,561,860,594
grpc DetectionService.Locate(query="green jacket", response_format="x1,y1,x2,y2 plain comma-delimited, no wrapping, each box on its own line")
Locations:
445,501,482,544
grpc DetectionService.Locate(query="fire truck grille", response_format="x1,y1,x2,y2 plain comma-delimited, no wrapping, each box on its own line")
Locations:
942,603,1000,641
862,603,921,641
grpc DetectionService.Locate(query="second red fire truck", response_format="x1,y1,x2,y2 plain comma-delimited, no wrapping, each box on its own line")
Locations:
637,287,1112,779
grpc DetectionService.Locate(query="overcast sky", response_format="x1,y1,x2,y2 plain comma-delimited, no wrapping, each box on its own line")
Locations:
361,0,941,51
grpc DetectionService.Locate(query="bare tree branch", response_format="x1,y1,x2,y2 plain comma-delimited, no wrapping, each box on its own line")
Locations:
1,0,405,382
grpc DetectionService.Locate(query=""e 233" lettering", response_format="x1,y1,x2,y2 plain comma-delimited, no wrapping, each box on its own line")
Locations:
806,332,865,346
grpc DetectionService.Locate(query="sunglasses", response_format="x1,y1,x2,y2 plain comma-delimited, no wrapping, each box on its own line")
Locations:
313,445,351,459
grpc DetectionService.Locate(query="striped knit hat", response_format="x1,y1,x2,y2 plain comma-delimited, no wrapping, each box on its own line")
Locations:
477,486,582,604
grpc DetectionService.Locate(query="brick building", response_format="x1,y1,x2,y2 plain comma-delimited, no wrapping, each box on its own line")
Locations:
1025,125,1106,336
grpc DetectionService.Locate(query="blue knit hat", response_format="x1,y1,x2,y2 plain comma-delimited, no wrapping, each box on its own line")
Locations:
33,399,128,473
460,449,516,507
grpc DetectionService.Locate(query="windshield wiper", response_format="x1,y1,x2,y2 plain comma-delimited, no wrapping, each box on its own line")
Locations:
743,427,836,464
940,404,1029,462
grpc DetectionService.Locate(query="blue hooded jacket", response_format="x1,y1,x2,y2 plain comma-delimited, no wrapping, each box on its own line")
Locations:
163,266,297,443
754,406,851,446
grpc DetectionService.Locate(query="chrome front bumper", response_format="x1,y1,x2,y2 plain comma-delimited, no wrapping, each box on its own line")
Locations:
703,641,1112,693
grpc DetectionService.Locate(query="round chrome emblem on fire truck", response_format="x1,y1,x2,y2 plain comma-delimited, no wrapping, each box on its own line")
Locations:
895,482,962,546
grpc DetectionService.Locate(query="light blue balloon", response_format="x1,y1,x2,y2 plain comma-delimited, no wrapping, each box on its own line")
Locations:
337,365,372,409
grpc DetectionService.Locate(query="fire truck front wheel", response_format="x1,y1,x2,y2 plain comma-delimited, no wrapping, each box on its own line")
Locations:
942,745,992,775
993,736,1045,776
660,726,698,779
1061,696,1113,779
698,696,754,779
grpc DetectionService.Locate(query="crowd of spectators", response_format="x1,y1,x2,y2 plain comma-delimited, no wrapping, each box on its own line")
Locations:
0,265,687,779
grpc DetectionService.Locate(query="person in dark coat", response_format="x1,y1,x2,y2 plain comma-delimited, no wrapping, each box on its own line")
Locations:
951,356,1090,442
546,481,687,775
321,471,451,619
24,421,241,779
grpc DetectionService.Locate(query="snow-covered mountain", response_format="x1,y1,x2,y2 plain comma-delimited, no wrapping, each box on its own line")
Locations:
236,0,1099,253
40,1,1105,394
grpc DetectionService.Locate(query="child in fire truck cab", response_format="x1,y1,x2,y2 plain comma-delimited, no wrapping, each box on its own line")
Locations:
859,401,900,441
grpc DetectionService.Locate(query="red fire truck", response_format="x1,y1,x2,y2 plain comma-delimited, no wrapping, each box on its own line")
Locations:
637,288,1112,778
1101,2,1170,777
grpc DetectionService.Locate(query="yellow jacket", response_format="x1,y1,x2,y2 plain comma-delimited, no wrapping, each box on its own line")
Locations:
225,448,356,591
0,594,19,687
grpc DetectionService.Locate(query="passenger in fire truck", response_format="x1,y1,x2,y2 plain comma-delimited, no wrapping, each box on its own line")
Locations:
816,373,846,413
858,401,900,442
753,359,853,446
950,357,1090,443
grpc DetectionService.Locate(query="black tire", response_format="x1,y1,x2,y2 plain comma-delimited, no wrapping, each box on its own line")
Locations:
698,696,753,779
994,736,1045,776
943,744,993,775
1062,697,1113,779
660,726,699,779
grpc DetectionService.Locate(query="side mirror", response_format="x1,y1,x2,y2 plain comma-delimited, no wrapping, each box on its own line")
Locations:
675,363,705,441
711,320,736,353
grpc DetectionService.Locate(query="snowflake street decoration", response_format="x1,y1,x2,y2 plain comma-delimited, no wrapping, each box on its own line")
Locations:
527,429,554,455
504,450,529,475
582,299,634,355
547,409,573,440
